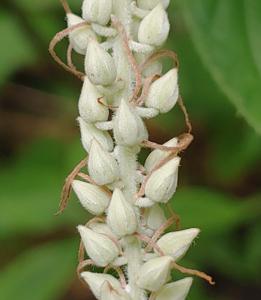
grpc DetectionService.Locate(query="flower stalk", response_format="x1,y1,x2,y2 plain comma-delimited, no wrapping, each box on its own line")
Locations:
50,1,214,299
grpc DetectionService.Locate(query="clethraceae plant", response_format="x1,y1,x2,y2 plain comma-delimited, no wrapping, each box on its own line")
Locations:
50,1,214,299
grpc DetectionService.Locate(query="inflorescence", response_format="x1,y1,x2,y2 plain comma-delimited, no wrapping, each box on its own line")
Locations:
49,1,214,299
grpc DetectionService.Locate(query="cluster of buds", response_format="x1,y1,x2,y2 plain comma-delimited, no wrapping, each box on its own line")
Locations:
50,1,214,300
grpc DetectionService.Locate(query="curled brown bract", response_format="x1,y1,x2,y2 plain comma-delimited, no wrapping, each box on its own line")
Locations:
135,74,160,106
60,0,72,14
56,157,88,215
145,215,179,253
49,23,87,81
77,259,94,282
172,262,216,285
140,49,180,72
137,133,194,198
104,265,127,288
178,96,193,133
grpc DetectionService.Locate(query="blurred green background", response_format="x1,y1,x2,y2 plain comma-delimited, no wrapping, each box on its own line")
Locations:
0,0,260,299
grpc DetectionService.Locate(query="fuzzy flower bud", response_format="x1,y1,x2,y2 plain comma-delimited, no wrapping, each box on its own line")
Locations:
101,281,131,300
137,256,173,291
138,4,170,46
113,99,148,146
155,278,193,300
144,137,178,172
72,180,110,215
79,77,109,123
145,69,179,113
107,188,137,237
137,0,170,10
89,222,116,238
82,0,113,26
145,157,180,203
78,226,120,267
85,39,117,86
144,204,167,231
88,139,120,185
67,13,97,55
156,228,200,260
78,117,113,152
81,272,122,300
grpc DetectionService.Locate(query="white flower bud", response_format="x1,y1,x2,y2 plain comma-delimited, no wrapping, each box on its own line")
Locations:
107,188,137,237
88,140,120,185
156,228,200,260
101,281,131,300
135,197,154,208
137,0,170,10
137,256,173,291
155,278,193,300
138,4,170,47
130,18,140,42
67,13,97,55
79,77,109,123
85,39,117,86
78,117,113,152
89,222,116,238
113,99,148,146
78,225,120,267
72,180,110,215
144,204,167,231
81,272,122,300
145,137,178,172
145,69,179,113
145,157,180,203
82,0,113,26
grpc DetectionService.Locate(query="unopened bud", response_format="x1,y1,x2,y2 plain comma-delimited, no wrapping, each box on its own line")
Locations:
85,39,117,86
88,140,120,185
79,77,109,123
78,225,120,267
145,137,178,172
145,69,179,113
67,13,97,55
82,0,113,26
138,4,170,46
81,272,122,300
89,222,116,238
113,99,148,146
144,204,167,231
107,188,137,237
145,157,180,203
156,228,200,260
155,278,193,300
137,0,170,10
101,281,131,300
137,256,173,291
72,180,110,215
78,117,113,152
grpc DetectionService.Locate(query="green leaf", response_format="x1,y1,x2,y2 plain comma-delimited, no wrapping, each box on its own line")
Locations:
0,239,77,300
246,218,261,275
187,282,210,300
245,0,261,76
172,187,254,234
0,139,86,238
179,0,261,134
0,11,37,86
13,0,81,13
209,124,261,184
